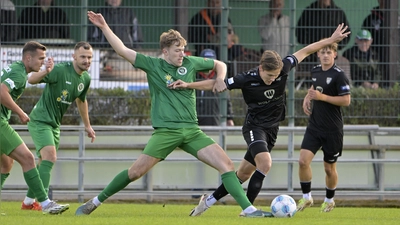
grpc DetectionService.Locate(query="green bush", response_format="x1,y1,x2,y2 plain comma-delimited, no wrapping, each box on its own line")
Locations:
12,85,400,127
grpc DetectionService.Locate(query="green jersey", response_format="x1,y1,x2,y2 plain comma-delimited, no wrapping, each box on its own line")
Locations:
30,62,91,127
134,53,214,128
0,61,28,121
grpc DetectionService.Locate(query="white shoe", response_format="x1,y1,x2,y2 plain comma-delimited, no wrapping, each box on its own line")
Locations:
189,194,209,216
42,201,70,215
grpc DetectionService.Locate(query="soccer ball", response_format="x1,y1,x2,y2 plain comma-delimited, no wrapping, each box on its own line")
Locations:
270,194,297,218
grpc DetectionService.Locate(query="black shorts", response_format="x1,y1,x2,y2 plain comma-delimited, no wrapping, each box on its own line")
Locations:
242,125,278,165
301,127,343,163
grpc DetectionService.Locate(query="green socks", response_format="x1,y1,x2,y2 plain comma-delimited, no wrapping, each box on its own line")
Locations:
26,160,54,198
1,173,10,189
98,169,132,202
23,168,47,202
221,171,252,210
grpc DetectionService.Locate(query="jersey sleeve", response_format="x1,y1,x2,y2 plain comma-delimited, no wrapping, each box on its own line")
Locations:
187,56,215,72
336,71,351,96
133,53,158,73
2,71,25,92
225,71,248,90
281,55,298,74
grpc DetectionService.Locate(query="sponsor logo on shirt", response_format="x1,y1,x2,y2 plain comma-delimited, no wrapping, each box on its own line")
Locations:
177,67,187,75
66,81,71,85
312,78,316,81
165,74,174,85
57,89,72,105
251,83,260,86
264,89,275,99
316,86,323,93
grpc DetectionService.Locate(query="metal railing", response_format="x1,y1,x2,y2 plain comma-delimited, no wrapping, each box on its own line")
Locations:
2,125,400,202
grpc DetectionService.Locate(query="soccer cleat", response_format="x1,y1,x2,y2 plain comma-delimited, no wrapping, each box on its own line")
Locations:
320,201,335,212
189,194,209,216
21,201,42,211
243,210,274,218
75,198,98,216
296,197,314,212
42,201,70,215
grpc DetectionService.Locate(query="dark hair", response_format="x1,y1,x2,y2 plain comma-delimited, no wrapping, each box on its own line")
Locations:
259,50,283,71
22,41,46,56
74,41,93,51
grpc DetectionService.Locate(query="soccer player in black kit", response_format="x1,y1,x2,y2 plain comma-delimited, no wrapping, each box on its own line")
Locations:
296,39,351,213
169,24,350,216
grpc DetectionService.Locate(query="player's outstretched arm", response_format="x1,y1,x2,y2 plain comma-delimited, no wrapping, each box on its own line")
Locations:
169,79,216,91
87,11,137,65
28,57,54,84
293,23,350,64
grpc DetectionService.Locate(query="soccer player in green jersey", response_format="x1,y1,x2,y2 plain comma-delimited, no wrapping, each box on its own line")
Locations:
18,41,96,211
75,11,272,218
0,41,70,214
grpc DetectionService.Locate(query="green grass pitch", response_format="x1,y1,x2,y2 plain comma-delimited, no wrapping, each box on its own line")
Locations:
0,201,399,225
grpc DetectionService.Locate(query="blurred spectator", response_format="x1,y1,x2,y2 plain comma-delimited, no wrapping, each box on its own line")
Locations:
18,0,69,39
88,0,143,49
188,0,232,56
1,0,19,43
258,0,290,57
343,30,381,89
296,0,351,72
361,0,389,87
196,49,234,126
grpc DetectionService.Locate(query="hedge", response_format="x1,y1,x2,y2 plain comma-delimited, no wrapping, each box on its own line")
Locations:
10,84,400,127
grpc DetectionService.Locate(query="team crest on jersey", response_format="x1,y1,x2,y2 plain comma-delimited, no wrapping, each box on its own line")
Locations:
177,67,187,75
165,74,174,85
326,77,332,84
264,89,275,99
78,83,84,92
57,89,71,104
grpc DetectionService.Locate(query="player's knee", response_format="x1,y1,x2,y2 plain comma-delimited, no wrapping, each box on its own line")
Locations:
248,141,269,158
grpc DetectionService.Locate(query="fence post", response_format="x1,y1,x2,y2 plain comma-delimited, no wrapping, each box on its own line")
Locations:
78,123,85,202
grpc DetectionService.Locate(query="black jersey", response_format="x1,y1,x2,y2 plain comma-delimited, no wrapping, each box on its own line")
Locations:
308,64,351,132
226,55,298,128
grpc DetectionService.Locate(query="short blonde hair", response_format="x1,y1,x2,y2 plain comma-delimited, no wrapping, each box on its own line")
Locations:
159,29,187,50
259,50,283,71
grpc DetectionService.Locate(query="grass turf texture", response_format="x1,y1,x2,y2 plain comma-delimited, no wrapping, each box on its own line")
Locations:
0,201,399,225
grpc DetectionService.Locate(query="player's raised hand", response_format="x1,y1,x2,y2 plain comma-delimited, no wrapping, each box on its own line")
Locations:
44,57,54,73
87,11,107,28
330,23,351,43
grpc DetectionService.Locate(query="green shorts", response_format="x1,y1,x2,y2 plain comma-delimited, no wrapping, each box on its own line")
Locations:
28,121,60,158
143,127,215,160
0,120,23,155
